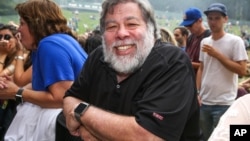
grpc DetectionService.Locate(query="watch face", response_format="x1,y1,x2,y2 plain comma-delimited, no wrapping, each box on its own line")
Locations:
74,102,89,114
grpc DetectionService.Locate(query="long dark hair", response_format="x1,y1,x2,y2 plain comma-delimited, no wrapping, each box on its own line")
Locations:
0,24,18,68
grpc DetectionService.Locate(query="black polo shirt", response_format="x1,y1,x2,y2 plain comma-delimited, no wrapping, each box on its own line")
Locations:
65,41,200,141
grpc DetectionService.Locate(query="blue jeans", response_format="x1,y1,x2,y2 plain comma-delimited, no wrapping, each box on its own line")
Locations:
200,104,229,140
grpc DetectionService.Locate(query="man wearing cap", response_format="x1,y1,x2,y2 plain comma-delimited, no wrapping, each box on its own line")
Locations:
180,7,210,76
196,3,248,140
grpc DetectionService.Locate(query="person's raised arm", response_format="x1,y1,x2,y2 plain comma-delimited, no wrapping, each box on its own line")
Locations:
202,44,247,76
13,65,32,87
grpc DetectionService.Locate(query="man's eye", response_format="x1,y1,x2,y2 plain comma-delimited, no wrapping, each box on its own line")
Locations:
106,25,117,31
128,23,138,27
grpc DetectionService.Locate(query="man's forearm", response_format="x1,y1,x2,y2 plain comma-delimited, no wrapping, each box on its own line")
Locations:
64,96,164,140
63,96,82,117
81,106,164,141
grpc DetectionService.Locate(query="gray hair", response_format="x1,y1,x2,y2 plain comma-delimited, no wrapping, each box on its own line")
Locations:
100,0,160,39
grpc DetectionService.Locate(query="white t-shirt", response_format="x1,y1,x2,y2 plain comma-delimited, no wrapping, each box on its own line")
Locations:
208,94,250,141
199,33,248,105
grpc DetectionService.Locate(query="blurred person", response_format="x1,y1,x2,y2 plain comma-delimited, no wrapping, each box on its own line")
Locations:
237,77,250,99
63,0,200,140
8,21,19,29
208,94,250,141
0,24,19,140
6,21,32,87
197,3,248,140
84,32,102,54
92,28,101,36
241,31,250,49
173,26,189,51
180,7,211,75
160,27,178,46
77,33,88,49
77,29,103,54
13,33,32,87
180,9,211,139
0,24,19,76
0,0,88,141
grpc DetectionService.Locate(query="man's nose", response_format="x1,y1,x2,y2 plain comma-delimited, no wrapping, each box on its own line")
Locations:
116,26,129,39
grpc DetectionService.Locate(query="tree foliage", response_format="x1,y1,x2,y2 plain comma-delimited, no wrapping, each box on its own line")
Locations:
0,0,26,15
0,1,16,15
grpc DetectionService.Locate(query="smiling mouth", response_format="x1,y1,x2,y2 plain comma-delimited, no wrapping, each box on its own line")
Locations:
115,44,135,50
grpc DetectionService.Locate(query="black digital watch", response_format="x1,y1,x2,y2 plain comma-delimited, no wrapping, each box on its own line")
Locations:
74,102,90,123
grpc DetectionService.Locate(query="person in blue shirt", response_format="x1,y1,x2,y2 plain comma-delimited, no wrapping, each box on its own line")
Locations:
0,0,87,140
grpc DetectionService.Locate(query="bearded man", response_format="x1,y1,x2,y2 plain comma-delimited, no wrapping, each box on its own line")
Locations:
62,0,200,140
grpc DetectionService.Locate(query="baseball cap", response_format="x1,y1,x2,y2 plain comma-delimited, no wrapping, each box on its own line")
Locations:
180,7,202,26
204,3,227,16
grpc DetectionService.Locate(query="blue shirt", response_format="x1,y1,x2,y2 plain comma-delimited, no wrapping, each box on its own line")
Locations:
32,33,88,91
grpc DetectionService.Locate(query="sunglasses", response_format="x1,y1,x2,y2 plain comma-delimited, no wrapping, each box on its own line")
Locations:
0,34,12,40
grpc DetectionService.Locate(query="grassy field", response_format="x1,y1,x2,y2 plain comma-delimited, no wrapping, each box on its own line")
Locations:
62,10,100,34
0,14,19,25
0,10,100,34
0,9,249,36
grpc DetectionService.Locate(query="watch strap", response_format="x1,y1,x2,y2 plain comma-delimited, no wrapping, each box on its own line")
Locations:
75,112,82,123
15,88,24,104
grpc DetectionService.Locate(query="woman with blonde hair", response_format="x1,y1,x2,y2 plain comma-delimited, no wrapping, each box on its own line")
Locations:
160,27,178,46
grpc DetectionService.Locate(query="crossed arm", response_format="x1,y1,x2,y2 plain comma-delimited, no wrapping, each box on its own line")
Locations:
63,96,165,141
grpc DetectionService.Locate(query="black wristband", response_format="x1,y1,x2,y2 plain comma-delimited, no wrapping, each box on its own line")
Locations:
15,88,24,104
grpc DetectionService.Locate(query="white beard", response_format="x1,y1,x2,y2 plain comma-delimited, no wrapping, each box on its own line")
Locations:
103,24,155,74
